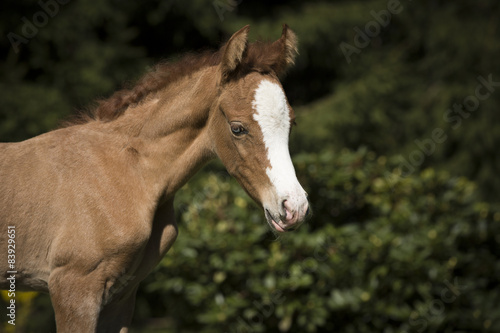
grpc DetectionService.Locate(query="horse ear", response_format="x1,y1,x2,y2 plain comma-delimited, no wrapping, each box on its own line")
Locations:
220,25,250,83
272,24,299,77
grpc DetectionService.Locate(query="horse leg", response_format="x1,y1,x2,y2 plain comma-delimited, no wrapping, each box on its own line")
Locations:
97,286,139,333
48,268,103,332
49,266,140,333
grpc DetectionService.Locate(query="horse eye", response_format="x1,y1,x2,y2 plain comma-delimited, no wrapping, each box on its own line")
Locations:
230,123,246,136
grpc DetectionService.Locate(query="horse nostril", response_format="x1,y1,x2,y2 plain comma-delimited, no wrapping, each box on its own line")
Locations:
305,206,311,217
282,200,295,221
282,199,289,213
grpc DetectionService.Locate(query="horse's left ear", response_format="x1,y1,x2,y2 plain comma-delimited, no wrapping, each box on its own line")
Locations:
271,24,299,77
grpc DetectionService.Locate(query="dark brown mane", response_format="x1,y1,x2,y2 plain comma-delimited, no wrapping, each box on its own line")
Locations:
68,39,284,126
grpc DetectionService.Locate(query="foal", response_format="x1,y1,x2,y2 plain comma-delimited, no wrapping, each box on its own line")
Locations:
0,25,309,332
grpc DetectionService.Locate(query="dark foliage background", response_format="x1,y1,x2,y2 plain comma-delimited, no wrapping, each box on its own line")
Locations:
0,0,499,332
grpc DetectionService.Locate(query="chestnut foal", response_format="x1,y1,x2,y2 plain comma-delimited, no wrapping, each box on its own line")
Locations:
0,25,309,332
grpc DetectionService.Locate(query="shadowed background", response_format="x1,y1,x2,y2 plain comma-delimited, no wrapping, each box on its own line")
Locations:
1,0,499,332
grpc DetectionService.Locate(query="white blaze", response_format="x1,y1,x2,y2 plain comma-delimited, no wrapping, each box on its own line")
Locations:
252,80,303,203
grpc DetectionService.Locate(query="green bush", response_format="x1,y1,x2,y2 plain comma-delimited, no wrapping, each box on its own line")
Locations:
133,148,500,332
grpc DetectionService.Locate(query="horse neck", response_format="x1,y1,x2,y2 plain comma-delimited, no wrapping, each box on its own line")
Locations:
103,66,219,201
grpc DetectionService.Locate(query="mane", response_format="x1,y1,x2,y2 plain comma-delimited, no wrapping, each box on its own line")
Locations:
66,39,284,126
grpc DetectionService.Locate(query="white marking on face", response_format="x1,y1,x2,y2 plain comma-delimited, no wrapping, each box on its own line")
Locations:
251,80,305,208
